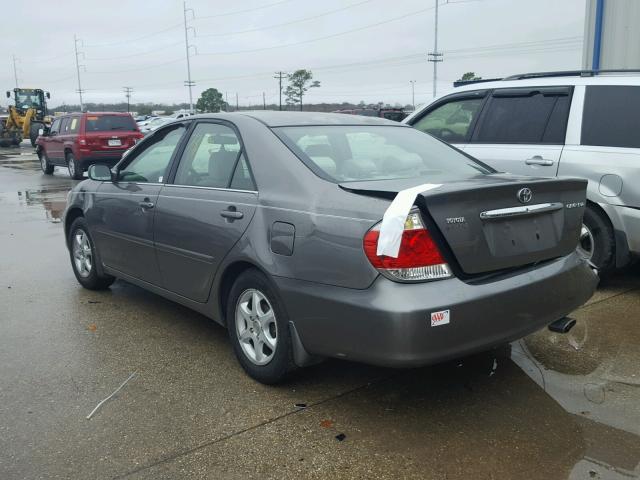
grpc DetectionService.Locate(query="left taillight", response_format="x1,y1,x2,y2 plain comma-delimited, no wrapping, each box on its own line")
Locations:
363,211,452,282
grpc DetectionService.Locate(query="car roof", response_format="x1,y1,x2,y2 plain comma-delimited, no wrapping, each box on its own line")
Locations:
445,72,640,94
190,111,408,127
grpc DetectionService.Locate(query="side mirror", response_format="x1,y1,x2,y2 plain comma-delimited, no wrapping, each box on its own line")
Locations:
5,91,10,98
88,164,113,182
38,128,44,136
46,92,51,99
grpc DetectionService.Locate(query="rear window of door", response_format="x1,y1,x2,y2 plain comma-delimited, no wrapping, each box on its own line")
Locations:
85,115,136,132
60,117,71,135
582,85,640,148
472,87,571,144
412,96,484,143
174,122,254,190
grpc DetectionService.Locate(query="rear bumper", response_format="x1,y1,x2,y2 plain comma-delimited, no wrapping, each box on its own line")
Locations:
275,252,598,368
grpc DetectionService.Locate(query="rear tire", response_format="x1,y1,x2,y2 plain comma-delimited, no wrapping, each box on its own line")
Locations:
227,269,297,384
66,152,83,180
579,205,615,273
68,217,115,290
38,149,54,174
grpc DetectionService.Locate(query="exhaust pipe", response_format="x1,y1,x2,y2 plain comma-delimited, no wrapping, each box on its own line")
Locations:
548,317,576,334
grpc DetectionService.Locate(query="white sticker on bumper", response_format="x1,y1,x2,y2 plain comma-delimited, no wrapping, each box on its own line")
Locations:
431,309,450,327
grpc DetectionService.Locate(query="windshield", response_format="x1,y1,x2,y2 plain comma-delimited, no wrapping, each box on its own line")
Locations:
85,115,137,132
16,90,43,109
274,125,493,183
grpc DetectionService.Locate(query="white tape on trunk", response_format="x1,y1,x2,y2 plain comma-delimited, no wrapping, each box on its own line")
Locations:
376,183,442,258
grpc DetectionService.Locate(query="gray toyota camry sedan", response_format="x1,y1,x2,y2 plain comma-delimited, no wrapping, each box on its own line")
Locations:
63,112,598,383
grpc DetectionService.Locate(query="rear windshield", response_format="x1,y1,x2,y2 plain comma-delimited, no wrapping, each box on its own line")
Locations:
274,125,493,182
85,115,137,132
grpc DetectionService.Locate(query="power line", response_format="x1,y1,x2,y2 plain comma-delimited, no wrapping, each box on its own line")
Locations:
195,0,373,38
199,4,438,56
86,40,184,61
195,0,294,20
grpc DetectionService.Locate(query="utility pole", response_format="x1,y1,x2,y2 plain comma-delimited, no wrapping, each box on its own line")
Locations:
73,35,85,111
409,80,416,110
123,87,133,113
235,92,239,111
183,1,196,113
225,92,229,111
12,55,19,88
427,0,443,98
274,71,286,111
263,92,266,110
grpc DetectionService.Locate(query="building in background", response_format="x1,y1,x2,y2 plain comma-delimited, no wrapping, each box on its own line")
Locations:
583,0,640,69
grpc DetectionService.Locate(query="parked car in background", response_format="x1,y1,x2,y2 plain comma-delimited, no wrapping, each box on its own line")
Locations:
135,114,155,123
335,107,408,122
36,112,143,179
63,111,596,384
405,70,640,273
139,116,173,135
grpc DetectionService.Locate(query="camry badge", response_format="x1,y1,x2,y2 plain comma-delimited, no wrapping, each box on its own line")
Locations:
517,187,533,204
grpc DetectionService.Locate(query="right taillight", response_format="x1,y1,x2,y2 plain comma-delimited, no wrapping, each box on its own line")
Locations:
363,211,452,282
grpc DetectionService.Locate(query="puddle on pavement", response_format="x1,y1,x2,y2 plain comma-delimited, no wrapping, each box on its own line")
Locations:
2,185,71,223
507,282,640,479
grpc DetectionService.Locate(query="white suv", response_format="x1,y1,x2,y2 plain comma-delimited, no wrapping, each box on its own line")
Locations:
405,71,640,272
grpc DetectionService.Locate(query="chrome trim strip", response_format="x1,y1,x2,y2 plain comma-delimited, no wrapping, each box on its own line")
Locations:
161,184,258,194
480,202,563,220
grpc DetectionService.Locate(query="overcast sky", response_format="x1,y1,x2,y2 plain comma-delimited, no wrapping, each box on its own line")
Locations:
4,0,586,108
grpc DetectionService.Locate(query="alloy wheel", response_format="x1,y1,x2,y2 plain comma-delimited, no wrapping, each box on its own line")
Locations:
235,289,278,366
577,224,594,260
68,157,75,178
72,230,93,278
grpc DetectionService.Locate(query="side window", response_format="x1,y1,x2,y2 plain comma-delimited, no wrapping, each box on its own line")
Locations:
50,118,62,135
412,97,484,143
68,117,80,134
473,88,571,144
582,86,640,148
119,124,186,183
229,154,256,190
60,117,70,135
174,123,242,188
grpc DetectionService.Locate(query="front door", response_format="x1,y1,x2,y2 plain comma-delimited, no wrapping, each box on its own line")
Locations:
154,121,258,302
90,123,188,285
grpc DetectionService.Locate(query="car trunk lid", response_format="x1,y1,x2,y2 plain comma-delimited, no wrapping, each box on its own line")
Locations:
340,174,587,275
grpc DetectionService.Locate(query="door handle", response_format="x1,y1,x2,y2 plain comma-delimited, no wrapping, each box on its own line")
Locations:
220,207,243,220
525,155,554,166
139,200,155,209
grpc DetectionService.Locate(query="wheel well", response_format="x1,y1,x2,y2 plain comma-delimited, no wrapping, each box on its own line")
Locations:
585,199,613,229
218,261,262,327
64,147,73,157
64,208,84,245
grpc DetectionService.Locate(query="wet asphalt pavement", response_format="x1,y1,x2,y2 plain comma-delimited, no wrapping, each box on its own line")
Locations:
0,143,639,480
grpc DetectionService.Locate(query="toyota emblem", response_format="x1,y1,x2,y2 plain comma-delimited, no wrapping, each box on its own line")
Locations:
517,187,533,204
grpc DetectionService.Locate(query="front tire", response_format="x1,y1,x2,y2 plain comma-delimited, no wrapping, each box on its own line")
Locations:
66,152,83,180
578,206,615,273
227,269,296,384
68,217,115,290
38,149,54,174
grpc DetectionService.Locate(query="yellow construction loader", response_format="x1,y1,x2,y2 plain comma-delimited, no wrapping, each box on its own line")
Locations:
0,88,52,147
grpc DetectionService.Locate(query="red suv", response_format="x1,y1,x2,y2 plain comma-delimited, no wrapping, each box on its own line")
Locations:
36,112,143,179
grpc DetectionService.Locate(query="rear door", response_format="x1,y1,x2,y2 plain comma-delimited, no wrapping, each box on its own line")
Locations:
154,120,258,302
91,123,188,285
464,86,572,176
408,90,487,150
